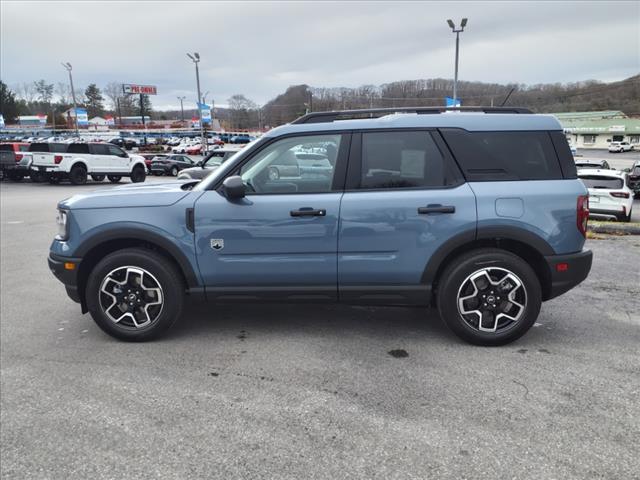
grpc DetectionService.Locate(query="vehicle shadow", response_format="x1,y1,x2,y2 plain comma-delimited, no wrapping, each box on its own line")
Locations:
168,302,458,345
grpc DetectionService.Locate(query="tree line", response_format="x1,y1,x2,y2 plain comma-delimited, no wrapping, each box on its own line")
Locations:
2,74,638,129
0,80,153,125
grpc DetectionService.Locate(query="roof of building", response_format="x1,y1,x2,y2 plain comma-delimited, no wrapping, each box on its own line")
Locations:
552,111,627,120
266,112,563,137
558,118,640,134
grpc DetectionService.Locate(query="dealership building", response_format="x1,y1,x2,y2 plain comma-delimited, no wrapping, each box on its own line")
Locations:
555,110,640,149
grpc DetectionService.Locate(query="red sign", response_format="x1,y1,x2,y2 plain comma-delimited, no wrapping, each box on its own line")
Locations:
122,84,157,95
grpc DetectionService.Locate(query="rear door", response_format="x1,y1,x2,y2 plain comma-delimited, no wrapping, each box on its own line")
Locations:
89,144,112,172
338,130,477,305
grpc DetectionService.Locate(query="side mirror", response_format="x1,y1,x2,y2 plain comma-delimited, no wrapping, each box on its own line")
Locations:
222,175,245,199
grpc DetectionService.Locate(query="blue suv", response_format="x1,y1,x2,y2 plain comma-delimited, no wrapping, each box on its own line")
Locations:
49,107,592,345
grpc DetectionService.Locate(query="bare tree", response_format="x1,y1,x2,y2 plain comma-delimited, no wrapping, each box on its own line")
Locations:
103,82,122,111
55,82,71,104
15,82,37,103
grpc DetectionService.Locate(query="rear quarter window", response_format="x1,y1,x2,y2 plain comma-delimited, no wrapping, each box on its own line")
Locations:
440,129,563,181
67,144,90,154
28,143,50,152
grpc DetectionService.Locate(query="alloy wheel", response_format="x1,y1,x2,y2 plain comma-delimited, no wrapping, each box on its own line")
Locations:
456,267,527,333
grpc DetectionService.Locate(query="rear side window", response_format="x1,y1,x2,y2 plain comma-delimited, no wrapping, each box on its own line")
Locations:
579,175,623,189
359,131,454,189
440,129,563,181
18,145,29,152
28,143,50,152
90,144,110,155
67,143,90,154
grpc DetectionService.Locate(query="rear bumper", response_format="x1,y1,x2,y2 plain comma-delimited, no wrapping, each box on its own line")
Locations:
544,249,593,300
48,253,83,305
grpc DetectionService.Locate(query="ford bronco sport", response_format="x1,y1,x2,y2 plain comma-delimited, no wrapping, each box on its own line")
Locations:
49,107,593,345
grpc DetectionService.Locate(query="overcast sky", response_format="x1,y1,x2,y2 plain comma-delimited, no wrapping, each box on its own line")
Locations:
1,1,639,110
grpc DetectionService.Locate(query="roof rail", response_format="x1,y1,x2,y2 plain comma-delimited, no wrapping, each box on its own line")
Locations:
291,106,533,124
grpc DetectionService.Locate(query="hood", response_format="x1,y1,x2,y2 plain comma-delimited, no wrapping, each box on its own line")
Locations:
59,181,194,210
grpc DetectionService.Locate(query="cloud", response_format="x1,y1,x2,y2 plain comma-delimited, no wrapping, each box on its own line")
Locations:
1,0,638,109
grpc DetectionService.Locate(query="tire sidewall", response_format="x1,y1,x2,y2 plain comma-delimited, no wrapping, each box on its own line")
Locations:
437,250,542,346
85,249,184,341
130,165,146,183
70,165,87,185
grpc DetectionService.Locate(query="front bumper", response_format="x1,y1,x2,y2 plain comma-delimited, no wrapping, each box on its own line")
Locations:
48,253,83,304
544,249,593,300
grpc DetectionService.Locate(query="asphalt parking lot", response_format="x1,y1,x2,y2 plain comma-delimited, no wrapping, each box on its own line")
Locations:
1,179,639,479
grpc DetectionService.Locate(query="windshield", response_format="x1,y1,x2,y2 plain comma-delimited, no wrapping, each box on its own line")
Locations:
579,175,623,189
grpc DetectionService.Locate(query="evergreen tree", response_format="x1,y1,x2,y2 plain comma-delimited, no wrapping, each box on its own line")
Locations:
84,83,105,117
0,81,20,122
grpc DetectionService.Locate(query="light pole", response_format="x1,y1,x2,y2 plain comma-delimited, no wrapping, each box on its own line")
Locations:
61,62,79,136
177,96,186,123
446,18,467,106
187,52,207,152
202,91,210,104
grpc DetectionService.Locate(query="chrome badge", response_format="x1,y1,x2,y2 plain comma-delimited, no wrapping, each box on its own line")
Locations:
210,239,224,251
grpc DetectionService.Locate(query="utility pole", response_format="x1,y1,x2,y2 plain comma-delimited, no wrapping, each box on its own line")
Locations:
140,94,147,145
446,18,468,106
187,52,207,153
61,62,79,136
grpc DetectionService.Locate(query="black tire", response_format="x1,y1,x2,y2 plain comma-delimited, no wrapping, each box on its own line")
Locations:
619,209,632,222
8,172,24,182
436,248,542,346
130,165,146,183
48,176,61,184
69,164,88,185
170,166,178,177
91,175,105,182
108,175,122,183
268,166,280,180
85,248,184,341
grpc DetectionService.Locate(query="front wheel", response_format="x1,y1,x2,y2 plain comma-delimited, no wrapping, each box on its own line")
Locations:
130,166,146,183
85,248,184,341
108,175,122,183
170,166,178,176
437,248,542,346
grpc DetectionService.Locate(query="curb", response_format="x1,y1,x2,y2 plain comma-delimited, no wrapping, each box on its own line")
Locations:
588,222,640,235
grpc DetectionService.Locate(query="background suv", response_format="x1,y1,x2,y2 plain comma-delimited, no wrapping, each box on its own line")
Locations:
48,107,592,346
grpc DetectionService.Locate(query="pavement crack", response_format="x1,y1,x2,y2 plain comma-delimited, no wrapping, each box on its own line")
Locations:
512,379,530,401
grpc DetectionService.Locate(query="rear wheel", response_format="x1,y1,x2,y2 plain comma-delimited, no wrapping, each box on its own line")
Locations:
91,175,105,182
108,175,122,183
437,248,542,346
69,164,87,185
85,248,184,341
170,166,178,176
30,171,46,183
130,165,146,183
268,166,280,180
48,176,61,184
619,209,632,222
8,172,24,182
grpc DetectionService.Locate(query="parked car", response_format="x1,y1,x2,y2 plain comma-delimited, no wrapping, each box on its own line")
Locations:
0,143,30,181
0,150,18,180
48,106,592,345
229,134,254,144
185,144,206,155
139,153,168,173
627,160,640,198
608,141,634,153
578,169,634,222
177,147,243,180
31,142,146,185
575,159,610,170
149,154,196,176
109,137,138,150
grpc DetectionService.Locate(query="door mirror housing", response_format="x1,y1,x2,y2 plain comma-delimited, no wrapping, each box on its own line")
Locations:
222,175,246,199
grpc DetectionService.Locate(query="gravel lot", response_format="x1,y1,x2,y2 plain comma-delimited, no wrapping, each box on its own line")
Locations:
1,179,639,480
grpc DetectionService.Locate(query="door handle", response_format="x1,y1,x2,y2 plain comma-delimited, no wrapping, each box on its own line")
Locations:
290,208,326,217
418,204,456,214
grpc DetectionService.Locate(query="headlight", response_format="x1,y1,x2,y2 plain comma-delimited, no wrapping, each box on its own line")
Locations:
55,209,69,241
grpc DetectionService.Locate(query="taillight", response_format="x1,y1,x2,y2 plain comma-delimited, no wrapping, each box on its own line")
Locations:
577,195,589,237
610,192,630,199
54,155,63,164
15,154,23,162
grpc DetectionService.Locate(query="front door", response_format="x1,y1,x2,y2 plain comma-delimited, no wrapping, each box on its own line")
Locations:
194,132,348,302
338,130,477,305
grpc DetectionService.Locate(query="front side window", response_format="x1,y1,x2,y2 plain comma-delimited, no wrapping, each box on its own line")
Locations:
107,145,126,157
238,134,341,194
360,131,448,189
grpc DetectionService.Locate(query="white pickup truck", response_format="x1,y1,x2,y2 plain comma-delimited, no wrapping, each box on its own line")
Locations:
30,142,147,184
